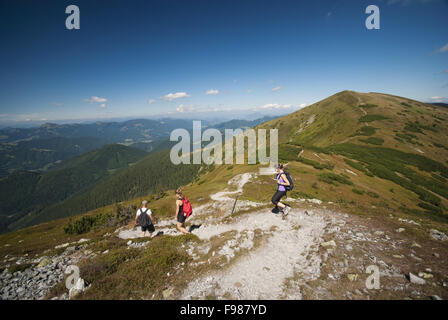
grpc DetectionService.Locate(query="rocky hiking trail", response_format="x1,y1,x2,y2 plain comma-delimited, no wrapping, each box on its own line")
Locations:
118,173,448,300
1,172,448,300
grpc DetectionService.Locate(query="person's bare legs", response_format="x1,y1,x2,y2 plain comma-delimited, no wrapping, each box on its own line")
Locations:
142,231,146,237
277,202,286,210
148,232,153,238
177,222,190,234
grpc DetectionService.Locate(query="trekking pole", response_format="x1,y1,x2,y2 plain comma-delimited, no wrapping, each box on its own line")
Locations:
230,195,239,215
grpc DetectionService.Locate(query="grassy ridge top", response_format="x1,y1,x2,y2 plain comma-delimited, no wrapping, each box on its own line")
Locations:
257,91,448,160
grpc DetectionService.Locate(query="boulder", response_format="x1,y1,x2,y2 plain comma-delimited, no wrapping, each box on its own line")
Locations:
409,273,426,285
321,240,336,247
162,287,174,299
347,274,358,282
55,243,69,249
37,258,52,269
430,229,447,242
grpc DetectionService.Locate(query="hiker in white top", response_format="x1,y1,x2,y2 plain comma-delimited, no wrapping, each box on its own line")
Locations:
135,200,155,238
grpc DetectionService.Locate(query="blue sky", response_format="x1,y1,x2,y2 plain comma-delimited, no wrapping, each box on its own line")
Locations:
0,0,447,125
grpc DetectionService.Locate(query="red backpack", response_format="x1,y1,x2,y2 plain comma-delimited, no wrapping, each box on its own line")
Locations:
182,197,193,218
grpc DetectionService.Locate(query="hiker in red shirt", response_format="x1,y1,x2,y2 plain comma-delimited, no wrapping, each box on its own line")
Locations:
175,188,192,234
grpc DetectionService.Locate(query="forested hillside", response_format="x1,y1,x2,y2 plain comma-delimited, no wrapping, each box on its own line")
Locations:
9,149,203,230
0,144,148,233
0,136,109,176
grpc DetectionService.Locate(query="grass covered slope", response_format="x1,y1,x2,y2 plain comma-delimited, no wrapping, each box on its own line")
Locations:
256,90,448,221
1,144,148,233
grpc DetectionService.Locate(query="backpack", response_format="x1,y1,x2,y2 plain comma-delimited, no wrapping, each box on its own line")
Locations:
284,171,294,191
137,208,151,227
182,198,193,218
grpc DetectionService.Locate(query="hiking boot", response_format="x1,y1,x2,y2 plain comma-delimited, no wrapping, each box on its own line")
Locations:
283,206,290,216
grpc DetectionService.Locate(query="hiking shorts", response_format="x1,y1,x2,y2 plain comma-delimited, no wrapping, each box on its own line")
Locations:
177,213,187,224
272,190,287,205
141,224,155,233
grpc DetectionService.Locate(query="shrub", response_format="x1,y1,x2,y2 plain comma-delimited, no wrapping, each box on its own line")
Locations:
64,212,115,235
343,158,373,176
418,202,443,215
401,102,412,108
359,115,388,122
404,121,438,133
298,157,333,170
359,137,384,145
352,188,364,195
366,191,379,198
433,143,448,151
354,126,377,136
278,144,302,162
395,132,421,145
361,104,378,109
318,172,353,186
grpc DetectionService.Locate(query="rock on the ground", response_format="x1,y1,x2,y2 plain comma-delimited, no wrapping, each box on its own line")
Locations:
409,273,426,285
430,229,447,241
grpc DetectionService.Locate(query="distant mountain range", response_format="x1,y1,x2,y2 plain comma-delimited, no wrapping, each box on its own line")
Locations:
0,117,278,177
0,116,276,233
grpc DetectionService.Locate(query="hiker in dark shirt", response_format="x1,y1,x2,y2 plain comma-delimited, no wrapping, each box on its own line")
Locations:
271,164,291,216
135,200,155,238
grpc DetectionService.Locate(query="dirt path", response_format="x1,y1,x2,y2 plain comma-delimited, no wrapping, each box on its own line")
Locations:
181,208,327,299
118,173,264,240
117,172,448,300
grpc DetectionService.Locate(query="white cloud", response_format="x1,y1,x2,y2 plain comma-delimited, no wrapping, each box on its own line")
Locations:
272,86,282,92
162,92,190,101
205,89,219,95
148,99,155,104
85,96,107,103
435,43,448,54
52,102,62,107
176,104,195,113
431,96,441,99
85,96,107,108
247,89,253,93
